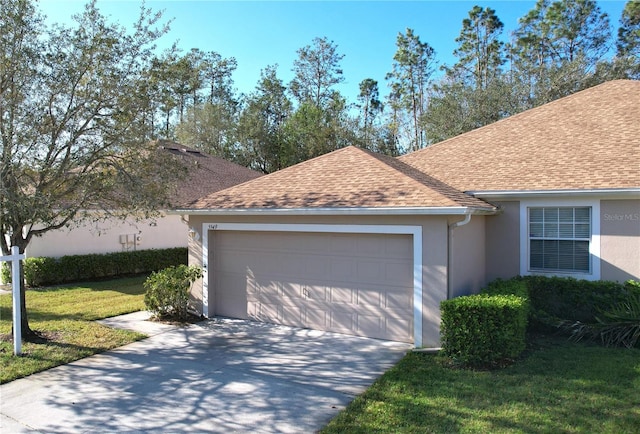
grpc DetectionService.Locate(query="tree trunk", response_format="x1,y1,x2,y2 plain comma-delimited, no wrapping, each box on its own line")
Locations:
18,260,37,339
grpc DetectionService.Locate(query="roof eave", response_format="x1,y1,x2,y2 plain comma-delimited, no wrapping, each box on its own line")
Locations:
169,206,498,217
468,188,640,201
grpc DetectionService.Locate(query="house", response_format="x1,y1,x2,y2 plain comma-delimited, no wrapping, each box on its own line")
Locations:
24,141,262,258
176,80,640,347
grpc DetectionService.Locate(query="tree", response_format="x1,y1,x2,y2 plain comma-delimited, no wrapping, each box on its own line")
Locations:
173,50,239,157
447,5,505,90
236,65,293,173
283,95,354,164
0,0,181,338
386,28,436,151
423,78,511,143
614,0,640,78
510,0,612,107
283,37,353,163
423,6,509,143
175,102,239,159
356,78,383,148
289,36,345,108
149,49,238,140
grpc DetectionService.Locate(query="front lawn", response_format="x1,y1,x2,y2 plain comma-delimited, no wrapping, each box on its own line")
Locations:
322,336,640,433
0,276,148,383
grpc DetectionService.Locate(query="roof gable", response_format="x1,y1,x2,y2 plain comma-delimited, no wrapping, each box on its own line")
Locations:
400,80,640,192
189,146,493,211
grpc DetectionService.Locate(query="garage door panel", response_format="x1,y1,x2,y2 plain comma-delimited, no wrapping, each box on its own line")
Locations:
357,315,383,338
356,288,382,308
281,305,304,327
329,311,355,334
215,271,248,319
280,281,302,299
356,236,389,257
385,290,413,310
329,258,354,280
212,231,413,343
249,301,280,323
386,317,412,341
305,308,328,330
329,234,357,254
329,286,355,304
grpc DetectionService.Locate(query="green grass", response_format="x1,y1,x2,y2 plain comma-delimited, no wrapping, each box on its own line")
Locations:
322,336,640,434
0,276,148,384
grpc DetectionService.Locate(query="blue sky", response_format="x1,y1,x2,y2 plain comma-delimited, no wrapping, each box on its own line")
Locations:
38,1,628,103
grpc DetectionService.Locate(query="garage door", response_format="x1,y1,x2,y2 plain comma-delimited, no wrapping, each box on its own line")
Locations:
210,231,414,343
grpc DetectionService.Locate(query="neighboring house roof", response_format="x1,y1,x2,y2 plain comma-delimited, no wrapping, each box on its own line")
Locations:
157,140,262,208
187,146,495,213
399,79,640,193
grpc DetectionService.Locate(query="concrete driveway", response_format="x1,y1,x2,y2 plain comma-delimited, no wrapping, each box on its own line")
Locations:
0,314,411,433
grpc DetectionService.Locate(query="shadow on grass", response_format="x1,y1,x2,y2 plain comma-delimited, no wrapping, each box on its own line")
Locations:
28,274,149,295
327,335,640,433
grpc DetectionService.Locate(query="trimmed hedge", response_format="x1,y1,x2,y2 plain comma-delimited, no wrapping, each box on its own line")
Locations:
2,248,187,287
441,293,528,367
516,276,640,330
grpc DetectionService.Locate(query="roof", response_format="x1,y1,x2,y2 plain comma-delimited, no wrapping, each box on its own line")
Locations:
187,146,495,212
399,80,640,193
157,140,262,208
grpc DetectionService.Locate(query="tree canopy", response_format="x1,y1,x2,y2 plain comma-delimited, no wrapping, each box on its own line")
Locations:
0,0,183,336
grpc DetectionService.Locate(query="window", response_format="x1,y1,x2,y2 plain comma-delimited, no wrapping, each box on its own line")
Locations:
528,207,591,273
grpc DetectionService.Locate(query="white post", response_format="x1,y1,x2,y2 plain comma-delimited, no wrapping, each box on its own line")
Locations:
1,246,26,356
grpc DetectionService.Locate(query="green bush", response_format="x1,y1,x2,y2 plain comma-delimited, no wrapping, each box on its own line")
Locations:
1,262,10,284
559,287,640,349
143,265,203,320
520,276,640,330
6,248,188,286
441,294,528,368
482,278,530,300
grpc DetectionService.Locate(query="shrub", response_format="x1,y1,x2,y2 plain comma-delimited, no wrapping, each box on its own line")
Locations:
143,265,203,320
4,248,188,286
559,290,640,349
1,262,10,284
482,278,530,300
441,293,528,368
521,276,640,331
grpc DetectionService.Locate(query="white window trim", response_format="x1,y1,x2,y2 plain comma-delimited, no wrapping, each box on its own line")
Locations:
202,222,424,347
519,199,600,280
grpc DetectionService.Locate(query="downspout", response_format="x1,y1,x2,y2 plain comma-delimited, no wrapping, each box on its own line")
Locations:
447,213,472,300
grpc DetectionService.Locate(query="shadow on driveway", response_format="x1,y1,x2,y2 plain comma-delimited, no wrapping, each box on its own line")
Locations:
1,318,411,433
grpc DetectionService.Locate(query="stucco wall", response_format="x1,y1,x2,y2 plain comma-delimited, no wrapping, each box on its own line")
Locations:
449,214,486,297
186,213,450,347
25,214,188,258
484,201,520,282
600,199,640,282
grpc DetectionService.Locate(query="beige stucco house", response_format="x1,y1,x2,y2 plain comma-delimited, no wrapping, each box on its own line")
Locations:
23,141,262,258
177,80,640,348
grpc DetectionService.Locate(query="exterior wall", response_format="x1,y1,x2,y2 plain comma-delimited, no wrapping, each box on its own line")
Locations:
485,202,520,282
25,214,188,258
484,201,520,282
483,197,640,283
449,214,486,297
600,199,640,282
186,213,450,348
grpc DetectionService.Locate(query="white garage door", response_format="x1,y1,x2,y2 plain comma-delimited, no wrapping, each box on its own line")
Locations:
210,231,414,343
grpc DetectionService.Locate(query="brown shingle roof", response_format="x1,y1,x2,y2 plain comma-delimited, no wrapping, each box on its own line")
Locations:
400,79,640,192
157,140,262,208
189,146,494,210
